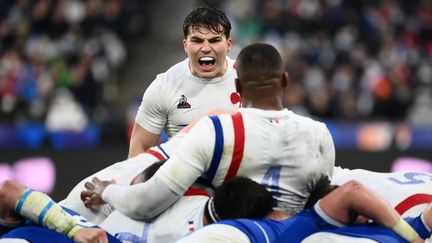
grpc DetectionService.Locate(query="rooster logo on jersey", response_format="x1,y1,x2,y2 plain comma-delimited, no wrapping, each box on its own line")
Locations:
177,95,191,109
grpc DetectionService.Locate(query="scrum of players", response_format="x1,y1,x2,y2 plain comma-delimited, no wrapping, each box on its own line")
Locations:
1,6,432,243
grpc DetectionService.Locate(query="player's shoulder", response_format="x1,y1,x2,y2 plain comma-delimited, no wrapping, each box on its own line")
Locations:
226,57,238,76
290,112,328,130
226,56,236,69
153,59,189,85
187,113,234,135
204,112,237,126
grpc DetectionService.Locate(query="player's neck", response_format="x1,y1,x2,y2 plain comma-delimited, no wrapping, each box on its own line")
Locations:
241,99,285,111
203,214,210,226
266,210,291,220
240,87,284,110
202,200,211,226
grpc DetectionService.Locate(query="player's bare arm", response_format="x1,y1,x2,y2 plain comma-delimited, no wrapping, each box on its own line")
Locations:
320,180,422,242
128,123,160,158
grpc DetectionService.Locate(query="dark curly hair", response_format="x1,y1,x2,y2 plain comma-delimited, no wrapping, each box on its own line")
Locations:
210,176,273,221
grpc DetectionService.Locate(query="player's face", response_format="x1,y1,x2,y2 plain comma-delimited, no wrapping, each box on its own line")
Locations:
184,26,232,79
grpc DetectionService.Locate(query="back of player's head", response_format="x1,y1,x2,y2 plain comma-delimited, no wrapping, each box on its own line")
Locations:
130,161,165,185
235,43,283,82
207,176,273,222
304,176,339,209
183,6,231,39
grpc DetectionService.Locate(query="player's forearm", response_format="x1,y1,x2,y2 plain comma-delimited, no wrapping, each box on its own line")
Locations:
342,181,419,242
342,181,399,226
128,123,161,158
15,189,83,238
102,176,179,220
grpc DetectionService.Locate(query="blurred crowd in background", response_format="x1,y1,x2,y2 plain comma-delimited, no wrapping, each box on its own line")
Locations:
223,0,432,125
1,0,432,149
0,0,151,133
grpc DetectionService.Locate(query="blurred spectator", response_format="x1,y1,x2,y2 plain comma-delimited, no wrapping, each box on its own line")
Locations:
225,0,432,123
45,88,87,132
0,0,148,127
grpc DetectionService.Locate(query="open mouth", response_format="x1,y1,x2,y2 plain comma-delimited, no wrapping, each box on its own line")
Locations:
198,57,215,70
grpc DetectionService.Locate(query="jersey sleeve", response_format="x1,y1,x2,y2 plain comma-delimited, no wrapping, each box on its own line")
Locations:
135,75,168,134
102,117,216,219
157,117,216,195
317,122,336,179
102,175,180,220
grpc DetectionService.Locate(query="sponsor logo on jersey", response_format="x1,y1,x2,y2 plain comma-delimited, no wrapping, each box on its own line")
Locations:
177,95,191,109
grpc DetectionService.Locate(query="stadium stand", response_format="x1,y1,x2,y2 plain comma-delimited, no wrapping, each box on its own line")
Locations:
0,0,153,149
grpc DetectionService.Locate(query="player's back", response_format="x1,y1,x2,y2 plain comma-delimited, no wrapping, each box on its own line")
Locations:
332,169,432,217
100,194,208,243
158,107,334,215
202,108,335,214
177,209,330,243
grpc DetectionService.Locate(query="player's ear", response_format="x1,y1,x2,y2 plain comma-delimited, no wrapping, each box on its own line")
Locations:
183,39,188,52
281,72,288,88
235,78,242,94
226,38,232,51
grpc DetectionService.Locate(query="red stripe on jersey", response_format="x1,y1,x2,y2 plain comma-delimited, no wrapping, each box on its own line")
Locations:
224,112,245,180
145,149,165,161
183,188,210,197
394,193,432,215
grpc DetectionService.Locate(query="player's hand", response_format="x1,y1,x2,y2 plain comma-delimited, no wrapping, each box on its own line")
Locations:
81,177,115,208
73,227,108,243
411,237,424,243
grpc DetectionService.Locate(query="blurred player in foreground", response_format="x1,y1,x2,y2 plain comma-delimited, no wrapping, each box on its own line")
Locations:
177,177,426,243
302,168,432,242
0,172,273,243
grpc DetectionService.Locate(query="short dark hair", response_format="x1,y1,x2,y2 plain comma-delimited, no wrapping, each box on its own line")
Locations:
132,161,165,184
183,6,231,39
211,176,273,221
304,176,339,209
236,43,283,81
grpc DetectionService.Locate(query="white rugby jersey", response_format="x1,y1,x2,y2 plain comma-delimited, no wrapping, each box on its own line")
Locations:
332,169,432,217
135,57,240,138
175,224,250,243
59,134,183,224
100,194,208,243
158,107,335,215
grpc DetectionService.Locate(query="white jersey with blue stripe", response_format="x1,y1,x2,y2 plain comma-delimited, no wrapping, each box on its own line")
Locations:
158,107,335,215
100,195,208,243
59,134,182,224
302,169,432,243
135,57,239,138
332,169,432,217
